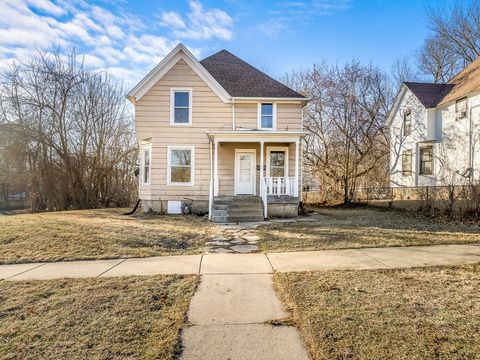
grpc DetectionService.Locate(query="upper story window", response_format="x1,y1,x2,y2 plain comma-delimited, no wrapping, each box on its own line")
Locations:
259,103,276,129
403,110,411,136
402,149,412,176
142,144,151,185
167,146,194,186
419,146,433,175
171,89,192,126
455,97,467,120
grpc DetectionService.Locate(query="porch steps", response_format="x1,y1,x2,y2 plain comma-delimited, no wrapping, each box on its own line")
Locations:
212,196,264,223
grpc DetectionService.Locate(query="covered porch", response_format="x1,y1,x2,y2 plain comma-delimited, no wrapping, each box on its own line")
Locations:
207,131,304,219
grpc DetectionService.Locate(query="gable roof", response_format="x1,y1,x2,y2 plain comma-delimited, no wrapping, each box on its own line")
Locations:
200,50,305,99
438,56,480,106
127,44,230,103
403,82,454,108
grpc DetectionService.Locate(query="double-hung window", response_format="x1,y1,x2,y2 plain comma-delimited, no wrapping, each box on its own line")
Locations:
402,149,412,176
171,89,192,125
167,146,194,186
419,146,433,175
142,144,151,185
259,103,275,129
267,147,288,177
403,110,411,136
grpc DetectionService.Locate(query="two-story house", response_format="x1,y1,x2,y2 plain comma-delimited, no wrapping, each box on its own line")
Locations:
388,56,480,188
127,44,307,222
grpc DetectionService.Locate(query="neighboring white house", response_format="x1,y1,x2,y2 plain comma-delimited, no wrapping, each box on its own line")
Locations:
388,57,480,187
127,44,308,222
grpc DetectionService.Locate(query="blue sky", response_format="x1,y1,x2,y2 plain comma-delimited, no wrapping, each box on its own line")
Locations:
0,0,454,89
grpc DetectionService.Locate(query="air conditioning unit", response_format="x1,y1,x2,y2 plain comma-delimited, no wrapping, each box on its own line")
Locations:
456,110,467,118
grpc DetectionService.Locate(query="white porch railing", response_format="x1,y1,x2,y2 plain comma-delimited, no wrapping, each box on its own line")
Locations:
261,177,298,218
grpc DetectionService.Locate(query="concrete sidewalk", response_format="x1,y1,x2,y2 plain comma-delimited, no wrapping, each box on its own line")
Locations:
1,244,480,281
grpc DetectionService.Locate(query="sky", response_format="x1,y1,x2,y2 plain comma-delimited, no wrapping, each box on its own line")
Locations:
0,0,456,90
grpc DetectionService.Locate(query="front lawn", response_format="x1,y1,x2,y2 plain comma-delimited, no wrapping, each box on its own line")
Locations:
0,275,198,359
0,208,219,264
274,264,480,359
258,206,480,252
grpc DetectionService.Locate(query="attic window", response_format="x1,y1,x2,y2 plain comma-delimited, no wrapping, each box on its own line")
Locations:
171,89,192,125
403,110,411,136
455,97,467,119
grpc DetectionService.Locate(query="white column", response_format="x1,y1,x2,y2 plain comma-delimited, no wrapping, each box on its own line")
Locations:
294,139,299,197
208,140,213,219
214,139,219,197
260,140,264,190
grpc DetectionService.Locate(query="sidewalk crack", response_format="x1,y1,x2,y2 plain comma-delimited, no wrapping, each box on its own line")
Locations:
96,259,126,277
357,249,390,268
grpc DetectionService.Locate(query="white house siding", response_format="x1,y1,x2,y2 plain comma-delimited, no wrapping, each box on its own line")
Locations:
390,89,480,187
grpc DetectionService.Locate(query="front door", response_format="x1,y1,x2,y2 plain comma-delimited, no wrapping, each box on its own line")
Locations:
235,151,255,195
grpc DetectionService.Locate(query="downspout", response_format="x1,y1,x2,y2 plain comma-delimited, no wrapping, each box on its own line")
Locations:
468,104,480,183
232,100,236,130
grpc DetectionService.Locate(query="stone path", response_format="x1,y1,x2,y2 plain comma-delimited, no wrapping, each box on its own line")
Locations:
205,222,262,254
1,244,480,281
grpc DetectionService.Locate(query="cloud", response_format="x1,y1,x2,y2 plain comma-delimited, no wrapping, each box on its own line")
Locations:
0,0,231,89
159,0,234,40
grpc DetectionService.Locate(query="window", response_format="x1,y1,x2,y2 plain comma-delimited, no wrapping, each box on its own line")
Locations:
142,145,151,185
259,103,275,129
402,149,412,176
167,146,194,186
455,97,467,119
171,89,192,125
267,147,288,177
403,110,411,136
419,146,433,175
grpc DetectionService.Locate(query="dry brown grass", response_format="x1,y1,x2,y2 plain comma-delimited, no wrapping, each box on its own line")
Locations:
0,208,219,264
274,264,480,360
0,275,198,359
259,206,480,252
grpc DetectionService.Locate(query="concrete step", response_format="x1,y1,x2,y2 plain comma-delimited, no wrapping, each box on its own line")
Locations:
213,204,228,211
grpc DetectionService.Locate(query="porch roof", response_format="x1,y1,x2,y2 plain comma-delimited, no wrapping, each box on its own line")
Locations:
206,130,305,143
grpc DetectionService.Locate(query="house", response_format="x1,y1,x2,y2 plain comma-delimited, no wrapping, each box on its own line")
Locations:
388,56,480,188
127,44,308,222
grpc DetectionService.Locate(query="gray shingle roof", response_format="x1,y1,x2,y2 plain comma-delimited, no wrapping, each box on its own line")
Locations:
200,50,305,98
404,82,454,108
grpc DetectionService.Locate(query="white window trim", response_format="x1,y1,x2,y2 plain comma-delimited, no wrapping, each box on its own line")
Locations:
167,145,195,186
257,102,277,130
234,149,257,196
141,144,152,186
266,146,289,178
170,88,193,126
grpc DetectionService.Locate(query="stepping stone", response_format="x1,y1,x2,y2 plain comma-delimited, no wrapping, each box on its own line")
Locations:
242,234,260,241
205,241,231,246
212,236,228,241
212,248,233,254
231,239,246,244
231,244,258,253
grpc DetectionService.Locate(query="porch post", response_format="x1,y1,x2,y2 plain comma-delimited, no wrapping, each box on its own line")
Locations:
294,138,299,197
208,139,213,220
260,140,264,188
260,140,267,218
214,139,219,197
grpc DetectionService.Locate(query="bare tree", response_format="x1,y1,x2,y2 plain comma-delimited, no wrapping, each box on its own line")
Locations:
285,62,392,203
420,0,480,81
0,49,137,211
391,56,420,88
417,36,459,83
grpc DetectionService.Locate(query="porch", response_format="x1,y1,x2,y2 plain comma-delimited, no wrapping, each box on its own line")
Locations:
207,131,304,221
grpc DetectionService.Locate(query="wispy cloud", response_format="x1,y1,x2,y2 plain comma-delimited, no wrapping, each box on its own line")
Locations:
159,0,234,41
256,0,352,37
0,0,235,87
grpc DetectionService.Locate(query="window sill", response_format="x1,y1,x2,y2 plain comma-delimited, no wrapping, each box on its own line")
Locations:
167,182,194,187
170,122,192,127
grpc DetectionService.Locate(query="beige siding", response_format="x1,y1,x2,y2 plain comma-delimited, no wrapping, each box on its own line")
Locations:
234,102,302,130
135,58,303,202
136,59,231,201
